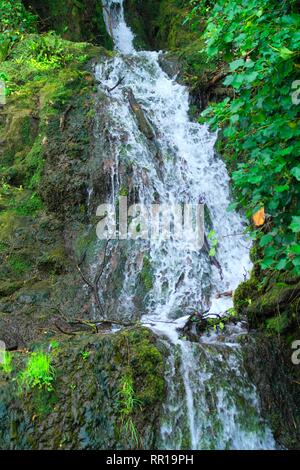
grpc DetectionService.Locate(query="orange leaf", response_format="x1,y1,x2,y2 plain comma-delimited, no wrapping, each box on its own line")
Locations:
252,207,265,226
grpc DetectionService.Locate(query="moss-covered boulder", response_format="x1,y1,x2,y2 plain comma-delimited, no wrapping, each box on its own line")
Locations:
234,271,300,340
0,327,166,449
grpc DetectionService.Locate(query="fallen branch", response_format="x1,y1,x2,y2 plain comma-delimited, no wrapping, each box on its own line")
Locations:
54,321,77,336
108,76,125,92
206,71,227,88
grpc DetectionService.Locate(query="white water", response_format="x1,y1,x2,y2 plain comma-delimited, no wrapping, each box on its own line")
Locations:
95,0,276,449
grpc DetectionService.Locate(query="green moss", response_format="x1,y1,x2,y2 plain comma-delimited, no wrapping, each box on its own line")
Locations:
0,280,24,297
8,256,31,274
233,275,259,315
115,328,165,407
37,246,67,274
265,313,290,335
119,186,129,197
140,256,154,291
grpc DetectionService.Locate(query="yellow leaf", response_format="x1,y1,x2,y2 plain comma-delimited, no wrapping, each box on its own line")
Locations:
252,207,265,226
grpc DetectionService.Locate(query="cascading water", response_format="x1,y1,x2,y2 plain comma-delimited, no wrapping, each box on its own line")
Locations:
94,0,276,449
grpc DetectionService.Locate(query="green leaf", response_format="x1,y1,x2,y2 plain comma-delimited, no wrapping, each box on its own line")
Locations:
209,248,216,257
226,202,238,212
245,71,258,83
275,258,288,270
260,257,275,269
229,59,245,71
290,216,300,233
289,244,300,255
259,234,273,247
291,166,300,181
274,184,289,193
292,256,300,267
278,47,295,60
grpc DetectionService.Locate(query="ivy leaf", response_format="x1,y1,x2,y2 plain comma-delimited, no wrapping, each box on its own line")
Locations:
275,184,289,193
278,47,295,60
291,166,300,181
289,244,300,255
292,256,300,267
261,257,275,269
244,71,258,83
229,59,245,71
275,258,288,270
223,74,234,86
226,201,238,212
290,216,300,233
259,234,273,247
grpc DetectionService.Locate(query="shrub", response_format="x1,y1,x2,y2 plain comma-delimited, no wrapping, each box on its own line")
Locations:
187,0,300,275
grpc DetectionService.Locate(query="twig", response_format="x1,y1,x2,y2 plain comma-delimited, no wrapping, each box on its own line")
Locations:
54,321,77,336
108,76,125,92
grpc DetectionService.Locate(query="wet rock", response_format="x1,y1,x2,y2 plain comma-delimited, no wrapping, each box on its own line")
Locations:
242,333,300,449
0,327,166,450
125,88,155,140
158,53,181,79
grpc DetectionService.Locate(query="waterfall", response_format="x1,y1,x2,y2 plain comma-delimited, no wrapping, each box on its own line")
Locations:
95,0,276,449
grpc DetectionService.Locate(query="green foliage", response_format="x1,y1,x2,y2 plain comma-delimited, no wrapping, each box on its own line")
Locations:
0,350,13,374
0,0,37,61
8,255,30,274
206,308,237,333
188,0,300,275
21,32,88,71
266,313,289,334
117,373,142,447
140,256,154,290
80,350,90,361
19,352,55,392
207,229,218,257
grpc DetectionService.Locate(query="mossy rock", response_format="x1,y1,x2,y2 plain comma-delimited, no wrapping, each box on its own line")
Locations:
0,327,166,449
242,333,300,449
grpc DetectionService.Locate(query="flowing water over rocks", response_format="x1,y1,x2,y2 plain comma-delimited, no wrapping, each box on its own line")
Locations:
93,0,277,449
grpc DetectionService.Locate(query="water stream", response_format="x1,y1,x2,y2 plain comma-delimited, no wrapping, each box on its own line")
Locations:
95,0,276,449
